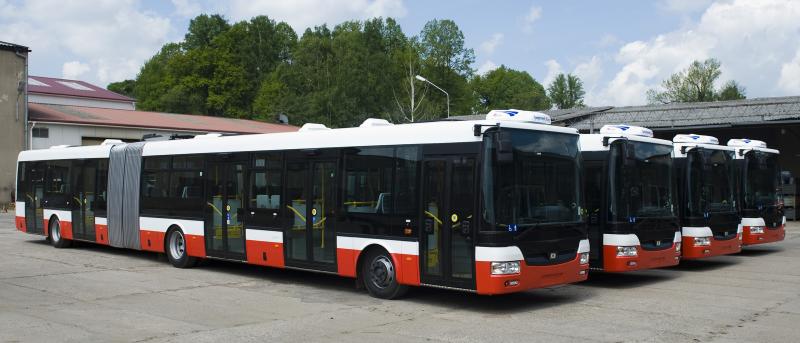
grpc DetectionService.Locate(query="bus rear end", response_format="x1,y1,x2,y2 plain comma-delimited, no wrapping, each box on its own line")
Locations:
728,139,785,246
581,125,681,273
473,110,589,294
673,134,742,259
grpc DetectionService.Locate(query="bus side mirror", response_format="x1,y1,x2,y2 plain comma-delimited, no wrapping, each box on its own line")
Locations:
495,131,513,163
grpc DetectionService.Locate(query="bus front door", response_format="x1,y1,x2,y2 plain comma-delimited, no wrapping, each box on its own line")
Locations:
284,160,337,270
421,156,476,290
205,161,247,260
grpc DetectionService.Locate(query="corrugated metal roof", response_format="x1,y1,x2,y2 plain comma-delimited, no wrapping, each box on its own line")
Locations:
0,40,30,53
29,103,298,135
568,96,800,130
28,75,134,102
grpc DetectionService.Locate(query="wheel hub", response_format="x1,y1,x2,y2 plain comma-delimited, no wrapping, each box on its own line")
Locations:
370,256,395,289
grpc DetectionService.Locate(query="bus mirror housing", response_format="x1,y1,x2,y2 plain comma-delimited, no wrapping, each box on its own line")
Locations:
495,130,514,163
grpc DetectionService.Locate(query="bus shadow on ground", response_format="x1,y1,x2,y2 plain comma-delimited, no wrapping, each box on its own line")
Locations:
736,246,783,257
665,258,737,272
25,239,590,313
580,271,675,289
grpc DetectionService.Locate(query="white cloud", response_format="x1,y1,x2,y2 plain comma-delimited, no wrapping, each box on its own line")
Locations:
479,33,504,55
226,0,407,33
659,0,716,12
62,61,91,79
477,60,499,75
0,0,172,86
522,5,542,33
542,59,562,86
587,0,800,106
171,0,202,18
778,48,800,93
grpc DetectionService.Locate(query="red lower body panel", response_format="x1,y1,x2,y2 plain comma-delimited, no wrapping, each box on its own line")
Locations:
742,225,785,246
43,218,49,236
602,244,680,272
95,224,109,245
140,230,165,253
15,216,26,232
245,240,285,268
682,235,741,259
60,221,73,240
185,234,206,258
475,256,588,295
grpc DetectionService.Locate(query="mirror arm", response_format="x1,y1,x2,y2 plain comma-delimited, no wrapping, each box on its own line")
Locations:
473,123,500,137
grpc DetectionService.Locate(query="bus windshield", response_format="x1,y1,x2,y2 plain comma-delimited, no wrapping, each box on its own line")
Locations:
482,128,581,230
608,141,675,221
686,148,736,216
744,151,780,210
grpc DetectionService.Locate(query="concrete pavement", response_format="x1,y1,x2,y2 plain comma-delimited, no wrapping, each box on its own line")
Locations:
1,212,798,342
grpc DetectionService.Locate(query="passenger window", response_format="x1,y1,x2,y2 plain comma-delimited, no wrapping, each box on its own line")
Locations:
345,147,394,214
249,152,283,227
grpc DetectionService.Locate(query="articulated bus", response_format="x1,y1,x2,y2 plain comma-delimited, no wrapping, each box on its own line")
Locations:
580,125,681,272
672,134,742,259
15,110,589,298
727,139,785,245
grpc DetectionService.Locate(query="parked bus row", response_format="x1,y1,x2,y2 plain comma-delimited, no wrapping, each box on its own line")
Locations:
13,110,784,299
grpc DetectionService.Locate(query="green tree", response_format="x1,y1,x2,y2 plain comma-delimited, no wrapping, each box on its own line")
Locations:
716,80,746,101
107,79,136,98
183,14,230,50
547,73,585,109
415,19,475,117
471,65,550,112
646,58,749,104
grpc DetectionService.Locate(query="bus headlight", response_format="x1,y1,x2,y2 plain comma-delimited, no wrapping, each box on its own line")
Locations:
616,246,637,257
675,242,682,252
749,226,764,234
579,252,589,265
491,261,520,275
693,237,711,246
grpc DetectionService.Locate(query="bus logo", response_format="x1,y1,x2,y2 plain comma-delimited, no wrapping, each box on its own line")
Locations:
655,240,661,246
549,252,557,259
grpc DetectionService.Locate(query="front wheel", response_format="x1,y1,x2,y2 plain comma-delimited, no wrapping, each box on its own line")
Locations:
361,249,408,299
166,228,197,268
50,219,72,248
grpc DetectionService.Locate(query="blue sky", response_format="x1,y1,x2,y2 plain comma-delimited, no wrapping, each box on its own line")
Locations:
3,0,799,106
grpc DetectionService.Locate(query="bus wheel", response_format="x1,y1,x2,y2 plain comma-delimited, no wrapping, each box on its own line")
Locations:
50,219,72,249
166,228,197,268
361,249,408,299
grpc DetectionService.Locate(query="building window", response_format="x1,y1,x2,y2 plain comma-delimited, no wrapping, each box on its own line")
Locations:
32,127,49,138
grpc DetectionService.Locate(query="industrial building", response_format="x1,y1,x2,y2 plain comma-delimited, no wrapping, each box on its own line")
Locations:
0,41,30,207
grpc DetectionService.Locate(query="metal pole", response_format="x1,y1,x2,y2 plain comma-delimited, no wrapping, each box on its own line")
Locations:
415,75,450,118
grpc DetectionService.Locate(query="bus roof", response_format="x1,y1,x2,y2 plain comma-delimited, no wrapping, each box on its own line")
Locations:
18,118,578,161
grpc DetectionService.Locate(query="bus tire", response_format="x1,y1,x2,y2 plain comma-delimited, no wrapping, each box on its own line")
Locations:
361,248,408,299
50,218,72,249
165,228,197,268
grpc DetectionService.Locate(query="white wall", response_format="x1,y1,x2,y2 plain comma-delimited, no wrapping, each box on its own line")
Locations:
29,93,135,110
31,123,204,149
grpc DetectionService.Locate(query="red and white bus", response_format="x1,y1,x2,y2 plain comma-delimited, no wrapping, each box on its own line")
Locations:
580,125,681,272
15,110,589,298
672,134,742,259
727,139,785,245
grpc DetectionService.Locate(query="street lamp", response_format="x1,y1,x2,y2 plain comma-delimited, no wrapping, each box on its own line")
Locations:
415,75,449,118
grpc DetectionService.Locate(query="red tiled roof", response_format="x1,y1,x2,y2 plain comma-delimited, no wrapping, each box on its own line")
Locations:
29,103,298,135
28,76,134,102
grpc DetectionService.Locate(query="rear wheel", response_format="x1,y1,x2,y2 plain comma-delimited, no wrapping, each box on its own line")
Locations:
361,249,408,299
50,219,72,249
166,228,197,268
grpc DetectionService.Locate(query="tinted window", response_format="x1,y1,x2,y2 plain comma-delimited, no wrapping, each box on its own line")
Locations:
141,155,204,218
345,147,394,214
248,152,283,228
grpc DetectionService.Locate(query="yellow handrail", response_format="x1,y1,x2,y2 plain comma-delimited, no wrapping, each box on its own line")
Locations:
424,211,443,225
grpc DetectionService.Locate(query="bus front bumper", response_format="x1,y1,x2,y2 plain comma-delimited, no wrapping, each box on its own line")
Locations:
742,225,785,245
681,236,741,259
602,245,680,272
474,240,589,295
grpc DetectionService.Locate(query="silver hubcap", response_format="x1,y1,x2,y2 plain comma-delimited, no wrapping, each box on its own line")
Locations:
169,231,185,260
52,222,60,242
369,256,395,289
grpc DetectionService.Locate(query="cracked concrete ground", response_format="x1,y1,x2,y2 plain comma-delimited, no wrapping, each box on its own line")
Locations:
1,212,798,342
